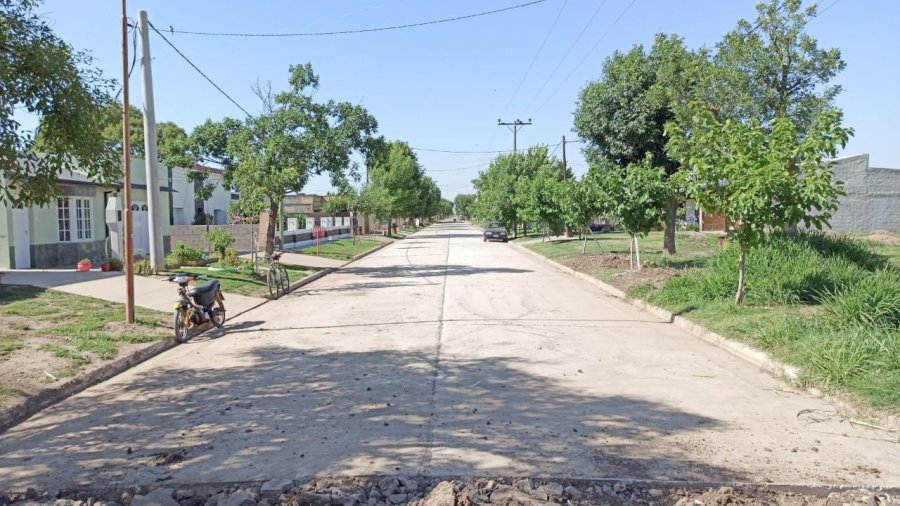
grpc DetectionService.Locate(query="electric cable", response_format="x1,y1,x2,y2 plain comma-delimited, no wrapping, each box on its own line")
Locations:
164,0,547,38
147,20,253,117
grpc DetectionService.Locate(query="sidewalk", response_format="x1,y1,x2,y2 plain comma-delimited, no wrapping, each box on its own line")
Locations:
0,270,265,318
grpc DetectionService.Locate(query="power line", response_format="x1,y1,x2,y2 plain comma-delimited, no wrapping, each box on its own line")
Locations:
817,0,843,17
498,0,569,117
532,0,637,115
114,21,138,100
147,20,253,117
165,0,547,38
521,0,609,113
412,147,516,154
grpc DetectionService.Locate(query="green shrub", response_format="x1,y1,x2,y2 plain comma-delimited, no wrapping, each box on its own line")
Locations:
134,258,152,276
167,242,204,267
220,247,241,268
205,229,235,259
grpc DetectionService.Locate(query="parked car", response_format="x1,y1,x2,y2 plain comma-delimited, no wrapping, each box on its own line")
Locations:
589,221,614,233
483,222,509,242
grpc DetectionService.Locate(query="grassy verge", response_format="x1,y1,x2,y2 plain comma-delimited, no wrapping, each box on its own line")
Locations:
172,262,314,298
527,231,900,411
0,286,169,405
298,239,383,261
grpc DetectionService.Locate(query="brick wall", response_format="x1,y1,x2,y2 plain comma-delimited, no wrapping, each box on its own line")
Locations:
701,213,726,232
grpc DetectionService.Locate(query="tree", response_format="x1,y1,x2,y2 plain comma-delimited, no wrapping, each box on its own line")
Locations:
574,34,703,256
558,175,606,254
2,0,119,205
714,0,845,135
515,153,566,236
667,106,851,303
470,146,550,236
437,198,454,219
594,156,670,270
225,63,377,255
368,141,424,234
453,194,476,219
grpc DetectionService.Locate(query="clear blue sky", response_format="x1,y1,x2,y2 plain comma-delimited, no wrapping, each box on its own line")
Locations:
33,0,900,201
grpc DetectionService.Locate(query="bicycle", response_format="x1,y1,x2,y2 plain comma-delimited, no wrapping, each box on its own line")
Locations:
266,252,290,299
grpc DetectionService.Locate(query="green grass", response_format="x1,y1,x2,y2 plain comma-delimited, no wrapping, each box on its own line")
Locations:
0,286,168,377
528,231,720,268
173,262,314,298
298,239,382,261
0,337,23,359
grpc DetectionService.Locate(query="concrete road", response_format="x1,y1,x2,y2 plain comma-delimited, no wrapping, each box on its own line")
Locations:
1,223,897,490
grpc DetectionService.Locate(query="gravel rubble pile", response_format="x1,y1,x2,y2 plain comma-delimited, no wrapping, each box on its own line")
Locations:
2,477,897,506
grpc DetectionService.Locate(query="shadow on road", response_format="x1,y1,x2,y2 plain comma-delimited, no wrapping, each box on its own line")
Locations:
340,264,530,278
0,344,743,489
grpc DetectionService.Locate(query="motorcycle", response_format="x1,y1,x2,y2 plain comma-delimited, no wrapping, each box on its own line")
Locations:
167,273,226,343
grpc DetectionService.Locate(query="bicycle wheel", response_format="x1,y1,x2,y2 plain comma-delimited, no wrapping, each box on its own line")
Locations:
279,265,290,296
173,310,190,343
267,266,279,299
211,307,226,327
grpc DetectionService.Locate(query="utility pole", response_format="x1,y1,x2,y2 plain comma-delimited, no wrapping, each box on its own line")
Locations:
497,118,532,153
121,0,135,323
561,135,567,181
137,10,164,273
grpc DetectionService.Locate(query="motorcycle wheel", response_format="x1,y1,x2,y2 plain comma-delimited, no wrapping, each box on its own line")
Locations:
173,310,190,343
211,307,226,327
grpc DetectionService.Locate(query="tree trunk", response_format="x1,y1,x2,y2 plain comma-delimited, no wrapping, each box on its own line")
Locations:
265,200,278,257
784,223,799,237
582,230,587,255
664,196,677,256
735,248,747,304
635,234,642,271
629,234,635,271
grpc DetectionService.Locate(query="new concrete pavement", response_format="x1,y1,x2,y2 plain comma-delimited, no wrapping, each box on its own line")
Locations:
0,223,897,491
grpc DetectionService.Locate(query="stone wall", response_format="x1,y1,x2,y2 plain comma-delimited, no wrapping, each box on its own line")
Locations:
170,224,258,253
30,239,106,269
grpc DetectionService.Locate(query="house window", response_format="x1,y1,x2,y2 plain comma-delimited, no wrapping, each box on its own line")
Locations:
57,197,93,242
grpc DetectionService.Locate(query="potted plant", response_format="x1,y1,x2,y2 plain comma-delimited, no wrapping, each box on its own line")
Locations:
100,237,112,271
77,258,92,272
108,258,124,271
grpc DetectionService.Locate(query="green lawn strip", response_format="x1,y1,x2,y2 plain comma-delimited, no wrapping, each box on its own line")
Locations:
526,232,900,411
173,263,314,298
0,285,168,379
297,239,382,261
528,231,720,267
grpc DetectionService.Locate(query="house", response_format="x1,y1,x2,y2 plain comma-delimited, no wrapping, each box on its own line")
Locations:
0,158,174,269
169,164,233,226
283,193,326,215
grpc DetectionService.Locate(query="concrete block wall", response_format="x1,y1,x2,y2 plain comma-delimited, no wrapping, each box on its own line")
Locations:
170,224,258,253
825,154,900,233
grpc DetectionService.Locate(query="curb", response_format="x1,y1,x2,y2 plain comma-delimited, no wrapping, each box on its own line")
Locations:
280,238,396,296
510,243,801,382
0,338,177,433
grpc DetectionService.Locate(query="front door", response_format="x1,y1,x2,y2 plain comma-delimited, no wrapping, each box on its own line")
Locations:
11,206,30,268
132,202,149,256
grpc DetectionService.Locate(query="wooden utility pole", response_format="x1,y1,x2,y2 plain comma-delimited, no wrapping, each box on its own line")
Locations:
121,0,135,323
497,118,532,153
562,135,571,237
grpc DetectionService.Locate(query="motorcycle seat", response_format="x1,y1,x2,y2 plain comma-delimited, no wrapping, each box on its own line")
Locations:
188,280,220,296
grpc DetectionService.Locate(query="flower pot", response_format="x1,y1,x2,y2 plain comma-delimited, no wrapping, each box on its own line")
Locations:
100,262,111,272
77,260,92,272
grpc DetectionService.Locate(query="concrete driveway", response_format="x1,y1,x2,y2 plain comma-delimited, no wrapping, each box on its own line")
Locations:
0,223,897,490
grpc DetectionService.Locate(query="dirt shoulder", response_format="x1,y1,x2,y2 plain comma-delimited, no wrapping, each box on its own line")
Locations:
0,286,170,412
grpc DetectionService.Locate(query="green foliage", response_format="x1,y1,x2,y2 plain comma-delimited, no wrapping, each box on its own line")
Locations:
596,157,670,238
166,242,204,267
220,63,378,254
134,258,153,276
2,0,120,205
108,258,123,271
714,0,845,134
514,150,566,230
220,247,241,268
454,194,477,218
205,229,235,258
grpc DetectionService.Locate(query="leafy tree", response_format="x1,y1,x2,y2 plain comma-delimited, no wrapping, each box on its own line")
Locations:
558,176,606,254
2,0,119,205
594,157,670,270
714,0,845,134
224,63,377,255
471,146,549,236
98,101,144,156
437,198,454,219
453,193,476,219
515,154,566,235
368,141,424,234
415,175,442,223
574,34,703,256
667,106,851,303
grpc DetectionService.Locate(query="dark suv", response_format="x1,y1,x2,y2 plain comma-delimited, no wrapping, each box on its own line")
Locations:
483,222,508,242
